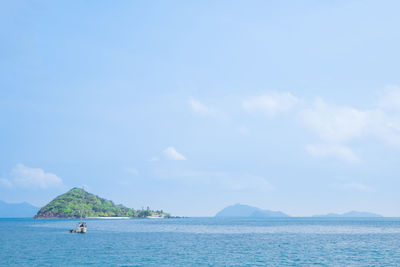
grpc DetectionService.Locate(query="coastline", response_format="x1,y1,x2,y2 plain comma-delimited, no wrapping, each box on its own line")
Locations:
33,216,172,219
86,217,132,219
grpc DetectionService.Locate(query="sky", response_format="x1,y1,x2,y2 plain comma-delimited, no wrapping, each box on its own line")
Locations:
1,0,400,217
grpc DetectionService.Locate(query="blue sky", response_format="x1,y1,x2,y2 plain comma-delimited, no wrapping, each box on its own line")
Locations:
1,0,400,216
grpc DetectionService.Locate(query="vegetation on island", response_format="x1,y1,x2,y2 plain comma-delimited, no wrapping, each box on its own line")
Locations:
34,187,170,218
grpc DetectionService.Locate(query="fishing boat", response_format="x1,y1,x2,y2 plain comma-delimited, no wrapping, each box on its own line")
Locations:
70,187,87,233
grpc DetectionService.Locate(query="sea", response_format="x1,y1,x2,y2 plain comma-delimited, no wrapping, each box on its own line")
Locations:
1,217,400,266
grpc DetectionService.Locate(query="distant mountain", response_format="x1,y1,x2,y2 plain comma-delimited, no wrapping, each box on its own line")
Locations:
313,211,382,218
0,200,39,218
35,187,170,218
215,204,289,217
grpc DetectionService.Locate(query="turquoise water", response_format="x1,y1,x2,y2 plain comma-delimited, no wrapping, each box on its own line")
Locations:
1,218,400,266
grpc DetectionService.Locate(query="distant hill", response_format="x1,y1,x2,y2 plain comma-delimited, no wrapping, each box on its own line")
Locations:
34,187,169,218
0,200,39,218
313,211,382,218
215,204,289,217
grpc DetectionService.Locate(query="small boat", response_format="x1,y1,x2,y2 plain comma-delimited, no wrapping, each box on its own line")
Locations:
70,187,87,233
74,221,87,233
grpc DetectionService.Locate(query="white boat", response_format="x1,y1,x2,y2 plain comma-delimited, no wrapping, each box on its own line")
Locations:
75,221,87,233
70,187,87,233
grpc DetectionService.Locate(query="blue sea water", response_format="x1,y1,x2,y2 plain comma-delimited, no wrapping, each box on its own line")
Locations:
1,217,400,266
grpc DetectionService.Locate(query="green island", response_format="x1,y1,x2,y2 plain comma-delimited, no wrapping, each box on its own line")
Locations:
34,187,170,219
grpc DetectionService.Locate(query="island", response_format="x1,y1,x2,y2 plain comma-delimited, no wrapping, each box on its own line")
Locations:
215,204,289,217
0,200,39,218
34,187,170,219
312,211,382,218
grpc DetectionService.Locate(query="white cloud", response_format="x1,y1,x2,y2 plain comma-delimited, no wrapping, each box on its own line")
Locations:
164,147,186,160
243,92,298,117
10,164,63,189
299,98,369,143
0,178,13,188
305,144,360,163
189,99,227,120
189,99,211,114
299,98,367,163
366,109,400,145
299,96,400,162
